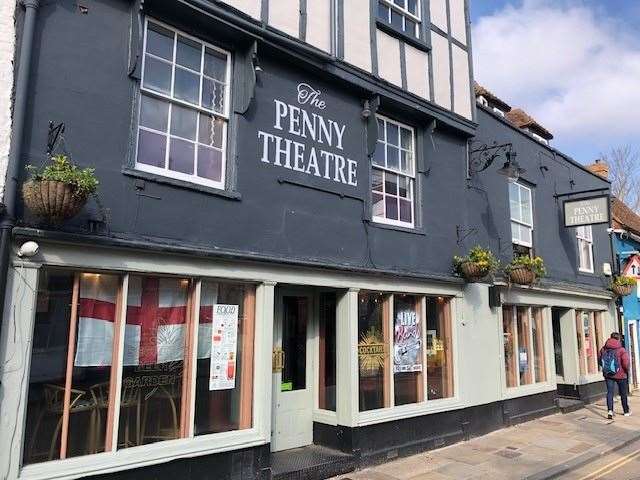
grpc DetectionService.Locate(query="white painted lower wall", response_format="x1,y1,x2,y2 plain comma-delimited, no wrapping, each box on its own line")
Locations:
0,0,16,201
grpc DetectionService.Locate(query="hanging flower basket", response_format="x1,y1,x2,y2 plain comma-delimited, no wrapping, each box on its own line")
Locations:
508,266,536,285
459,261,490,282
612,284,634,297
22,155,98,224
23,180,89,224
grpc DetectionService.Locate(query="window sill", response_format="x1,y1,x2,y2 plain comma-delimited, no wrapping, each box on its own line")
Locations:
122,168,242,200
375,20,430,53
366,219,426,236
357,396,464,426
504,382,556,400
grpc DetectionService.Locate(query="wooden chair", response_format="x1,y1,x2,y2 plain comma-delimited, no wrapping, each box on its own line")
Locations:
89,382,142,450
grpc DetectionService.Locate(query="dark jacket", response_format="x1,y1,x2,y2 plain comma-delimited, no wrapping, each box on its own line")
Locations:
598,338,630,380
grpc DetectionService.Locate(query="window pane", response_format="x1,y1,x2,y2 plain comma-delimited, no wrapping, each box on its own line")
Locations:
584,313,597,374
517,307,532,386
195,282,254,435
146,22,174,60
408,0,418,15
509,183,519,220
386,145,400,170
391,9,403,29
385,196,398,220
169,138,195,174
282,297,308,391
405,18,417,36
532,308,546,383
170,104,198,140
197,146,223,182
385,172,398,196
119,276,189,448
372,192,384,217
174,67,200,105
378,1,390,21
399,199,412,223
401,127,412,148
204,48,228,82
521,188,532,224
198,114,224,148
373,142,386,167
137,129,167,168
502,307,517,388
140,94,169,132
398,176,410,198
372,168,383,192
176,35,202,72
358,292,388,411
23,271,120,465
201,78,226,113
426,297,454,399
318,293,337,411
393,295,422,406
387,123,399,146
143,55,172,95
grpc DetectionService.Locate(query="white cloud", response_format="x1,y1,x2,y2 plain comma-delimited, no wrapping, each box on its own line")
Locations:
472,0,640,147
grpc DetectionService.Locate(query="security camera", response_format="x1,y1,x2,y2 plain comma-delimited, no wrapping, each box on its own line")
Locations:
17,241,39,258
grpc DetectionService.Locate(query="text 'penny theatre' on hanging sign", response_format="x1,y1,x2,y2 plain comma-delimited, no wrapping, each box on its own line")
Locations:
563,196,610,228
257,83,358,186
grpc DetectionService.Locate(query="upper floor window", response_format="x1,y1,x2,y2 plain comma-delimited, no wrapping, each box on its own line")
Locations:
509,182,533,254
577,225,594,273
377,0,421,39
372,116,416,228
136,19,231,189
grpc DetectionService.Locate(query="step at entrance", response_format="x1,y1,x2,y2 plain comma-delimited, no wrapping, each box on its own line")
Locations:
556,397,585,414
271,445,356,480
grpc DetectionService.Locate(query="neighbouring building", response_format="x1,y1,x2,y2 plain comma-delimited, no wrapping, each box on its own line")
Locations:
0,3,616,480
0,0,17,200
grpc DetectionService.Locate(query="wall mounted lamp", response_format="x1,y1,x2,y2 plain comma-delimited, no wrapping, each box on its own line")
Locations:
496,151,526,183
468,141,524,182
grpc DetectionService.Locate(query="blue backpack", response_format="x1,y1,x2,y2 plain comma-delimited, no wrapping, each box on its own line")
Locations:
601,348,620,377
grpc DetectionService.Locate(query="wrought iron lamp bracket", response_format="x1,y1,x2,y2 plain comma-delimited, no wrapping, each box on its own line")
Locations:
468,141,514,175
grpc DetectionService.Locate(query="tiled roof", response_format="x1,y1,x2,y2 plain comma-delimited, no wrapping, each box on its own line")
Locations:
505,108,554,140
474,83,512,112
612,197,640,236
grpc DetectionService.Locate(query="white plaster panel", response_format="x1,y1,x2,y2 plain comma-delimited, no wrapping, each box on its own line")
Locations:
452,44,472,119
376,30,402,87
431,32,451,110
430,0,448,32
404,44,430,99
449,0,467,44
268,0,300,38
305,0,332,52
0,0,16,201
219,0,262,19
343,0,372,72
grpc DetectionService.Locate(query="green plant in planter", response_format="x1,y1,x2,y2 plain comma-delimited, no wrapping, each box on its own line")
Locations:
453,246,499,277
505,255,547,278
26,154,98,197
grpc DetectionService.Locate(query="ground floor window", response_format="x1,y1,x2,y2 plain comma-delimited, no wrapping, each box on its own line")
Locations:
502,306,547,388
23,268,255,465
576,310,605,376
357,292,454,411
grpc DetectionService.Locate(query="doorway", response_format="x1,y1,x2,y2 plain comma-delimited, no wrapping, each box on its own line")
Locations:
552,308,565,380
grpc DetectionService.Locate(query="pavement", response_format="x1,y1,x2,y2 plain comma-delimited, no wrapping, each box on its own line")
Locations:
333,395,640,480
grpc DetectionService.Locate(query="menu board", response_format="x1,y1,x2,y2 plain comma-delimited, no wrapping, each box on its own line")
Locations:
393,306,423,373
209,304,239,391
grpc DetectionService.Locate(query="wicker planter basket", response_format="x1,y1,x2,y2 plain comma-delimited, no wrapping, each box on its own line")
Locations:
508,266,536,286
459,261,490,282
612,284,634,297
23,180,88,224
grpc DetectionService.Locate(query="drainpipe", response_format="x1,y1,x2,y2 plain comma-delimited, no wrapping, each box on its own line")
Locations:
0,0,40,328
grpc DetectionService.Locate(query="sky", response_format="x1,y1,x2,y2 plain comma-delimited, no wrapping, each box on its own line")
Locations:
470,0,640,164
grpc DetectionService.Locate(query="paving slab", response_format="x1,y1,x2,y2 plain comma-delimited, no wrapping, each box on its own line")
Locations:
332,395,640,480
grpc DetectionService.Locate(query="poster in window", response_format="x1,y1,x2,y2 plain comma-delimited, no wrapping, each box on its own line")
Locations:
209,304,239,391
394,306,422,373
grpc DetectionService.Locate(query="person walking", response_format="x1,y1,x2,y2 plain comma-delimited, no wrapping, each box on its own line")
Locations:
599,332,630,419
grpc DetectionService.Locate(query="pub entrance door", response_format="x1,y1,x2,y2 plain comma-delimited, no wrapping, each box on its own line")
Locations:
271,289,315,452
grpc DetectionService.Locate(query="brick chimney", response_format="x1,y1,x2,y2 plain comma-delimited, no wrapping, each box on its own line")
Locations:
587,158,609,179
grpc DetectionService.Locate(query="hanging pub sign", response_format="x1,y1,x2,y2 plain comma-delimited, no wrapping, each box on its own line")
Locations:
393,307,423,373
209,304,239,391
563,196,609,228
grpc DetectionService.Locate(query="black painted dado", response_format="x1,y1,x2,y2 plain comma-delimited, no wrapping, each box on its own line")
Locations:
557,381,606,403
84,444,270,480
312,391,559,468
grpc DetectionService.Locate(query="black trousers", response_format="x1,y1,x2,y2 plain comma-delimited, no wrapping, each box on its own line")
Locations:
606,377,629,413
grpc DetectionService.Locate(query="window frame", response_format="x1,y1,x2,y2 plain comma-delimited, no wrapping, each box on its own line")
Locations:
510,182,534,248
501,305,548,390
371,115,418,229
576,225,595,273
21,267,257,468
136,18,232,190
376,0,422,40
